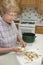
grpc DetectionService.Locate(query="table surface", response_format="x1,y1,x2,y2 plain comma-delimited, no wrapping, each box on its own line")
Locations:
0,34,43,65
16,34,43,65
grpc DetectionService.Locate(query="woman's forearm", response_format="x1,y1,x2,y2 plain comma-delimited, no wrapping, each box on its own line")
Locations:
0,48,13,54
17,35,23,42
17,35,26,47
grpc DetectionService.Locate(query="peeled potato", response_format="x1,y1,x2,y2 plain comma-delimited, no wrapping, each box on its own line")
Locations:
18,47,25,51
23,55,30,61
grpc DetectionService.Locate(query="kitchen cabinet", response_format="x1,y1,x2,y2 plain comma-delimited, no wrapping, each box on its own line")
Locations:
17,0,43,14
35,26,43,34
0,0,2,6
16,0,20,5
20,0,36,8
37,0,43,14
36,0,39,7
16,0,22,13
0,0,2,3
16,0,21,9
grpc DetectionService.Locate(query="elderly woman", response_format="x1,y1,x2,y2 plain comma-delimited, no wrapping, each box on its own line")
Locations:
0,0,26,54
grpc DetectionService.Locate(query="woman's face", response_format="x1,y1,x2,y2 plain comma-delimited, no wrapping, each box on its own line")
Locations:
3,12,17,23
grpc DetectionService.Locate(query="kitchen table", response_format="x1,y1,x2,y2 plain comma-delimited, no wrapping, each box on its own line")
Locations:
0,34,43,65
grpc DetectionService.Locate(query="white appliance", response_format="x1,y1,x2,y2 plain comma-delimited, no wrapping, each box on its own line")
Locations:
19,21,36,37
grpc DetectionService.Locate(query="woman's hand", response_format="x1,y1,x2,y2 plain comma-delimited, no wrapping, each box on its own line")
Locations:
12,47,21,52
20,40,27,47
17,35,27,47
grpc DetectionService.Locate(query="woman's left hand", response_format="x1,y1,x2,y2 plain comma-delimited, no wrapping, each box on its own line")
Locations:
20,40,27,47
17,35,27,47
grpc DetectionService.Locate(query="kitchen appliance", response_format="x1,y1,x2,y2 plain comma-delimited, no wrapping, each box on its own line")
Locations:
22,33,36,43
19,21,36,37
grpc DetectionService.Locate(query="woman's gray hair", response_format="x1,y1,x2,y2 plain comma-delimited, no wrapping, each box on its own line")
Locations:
0,0,20,15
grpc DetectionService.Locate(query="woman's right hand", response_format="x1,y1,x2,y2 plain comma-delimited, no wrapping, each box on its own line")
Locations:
11,47,21,52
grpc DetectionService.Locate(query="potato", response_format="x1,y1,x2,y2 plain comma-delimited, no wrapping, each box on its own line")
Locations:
18,47,25,52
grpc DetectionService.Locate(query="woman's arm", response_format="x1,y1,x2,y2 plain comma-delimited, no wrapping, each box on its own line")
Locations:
0,47,13,54
0,47,22,54
17,35,26,47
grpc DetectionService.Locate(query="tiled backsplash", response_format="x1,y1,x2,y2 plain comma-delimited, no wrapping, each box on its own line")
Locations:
16,7,43,23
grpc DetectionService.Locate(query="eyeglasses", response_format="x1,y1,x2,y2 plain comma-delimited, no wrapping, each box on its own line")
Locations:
7,12,17,16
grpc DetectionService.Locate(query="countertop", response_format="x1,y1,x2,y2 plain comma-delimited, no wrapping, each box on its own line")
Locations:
0,34,43,65
35,22,43,26
16,34,43,65
0,52,20,65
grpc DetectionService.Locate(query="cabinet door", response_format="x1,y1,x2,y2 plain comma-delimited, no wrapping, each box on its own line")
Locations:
20,0,36,8
36,0,39,7
16,0,21,4
35,26,43,34
37,0,43,14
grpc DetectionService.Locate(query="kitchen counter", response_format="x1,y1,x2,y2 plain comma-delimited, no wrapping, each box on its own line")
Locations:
16,34,43,65
0,34,43,65
36,22,43,26
36,23,43,26
0,52,20,65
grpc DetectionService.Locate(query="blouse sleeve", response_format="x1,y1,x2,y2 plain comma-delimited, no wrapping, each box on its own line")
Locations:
0,22,10,48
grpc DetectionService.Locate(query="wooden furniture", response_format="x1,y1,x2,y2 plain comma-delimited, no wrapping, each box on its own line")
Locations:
36,0,43,14
42,64,43,65
36,0,39,7
18,0,43,14
16,0,21,4
20,0,36,8
35,26,43,34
